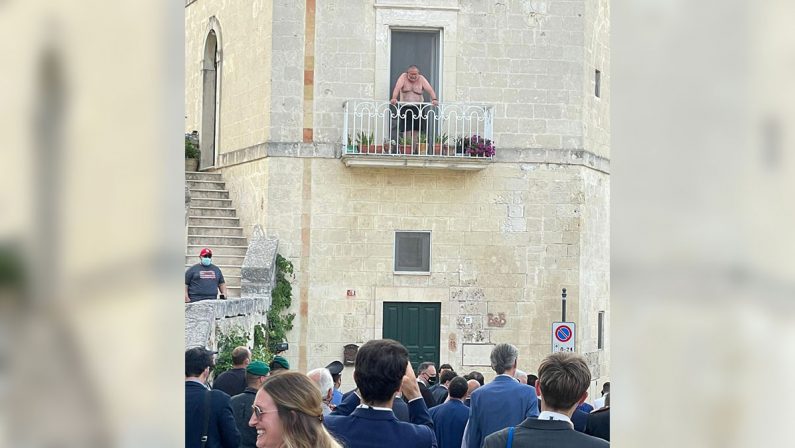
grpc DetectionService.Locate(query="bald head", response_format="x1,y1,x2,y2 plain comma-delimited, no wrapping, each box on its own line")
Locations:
466,379,480,399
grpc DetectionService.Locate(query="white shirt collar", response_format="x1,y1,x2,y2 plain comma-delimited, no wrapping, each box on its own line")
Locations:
537,411,573,428
356,404,394,412
496,374,518,381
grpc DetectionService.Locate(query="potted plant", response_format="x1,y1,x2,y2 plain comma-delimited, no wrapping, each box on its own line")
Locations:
384,139,397,154
345,134,356,153
398,135,413,155
433,133,449,155
462,134,496,158
356,131,375,154
417,133,428,155
185,133,200,171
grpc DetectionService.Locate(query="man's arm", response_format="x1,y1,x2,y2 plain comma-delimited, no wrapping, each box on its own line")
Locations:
391,73,406,105
465,398,481,448
526,390,539,418
185,267,192,302
401,362,434,429
421,75,438,105
331,389,360,416
218,282,227,298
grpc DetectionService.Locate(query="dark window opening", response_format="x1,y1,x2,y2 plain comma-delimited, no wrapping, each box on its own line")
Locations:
394,231,431,273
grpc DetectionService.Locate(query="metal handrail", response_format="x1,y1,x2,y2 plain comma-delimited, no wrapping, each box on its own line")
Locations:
342,100,495,158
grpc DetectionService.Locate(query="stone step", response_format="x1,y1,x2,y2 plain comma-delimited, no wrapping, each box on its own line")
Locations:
188,225,244,237
190,198,233,208
189,189,230,200
187,244,248,256
185,264,241,278
189,207,238,218
186,171,223,181
187,180,226,191
185,254,245,266
188,235,248,246
226,285,240,297
188,216,240,227
223,275,241,287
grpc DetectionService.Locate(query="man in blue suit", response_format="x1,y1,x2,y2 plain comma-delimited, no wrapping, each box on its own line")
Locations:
324,339,437,447
428,376,469,448
464,343,538,448
185,347,240,448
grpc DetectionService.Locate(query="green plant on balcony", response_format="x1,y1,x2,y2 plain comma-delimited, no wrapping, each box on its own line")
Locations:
398,135,413,155
417,132,429,155
356,131,375,153
433,133,449,155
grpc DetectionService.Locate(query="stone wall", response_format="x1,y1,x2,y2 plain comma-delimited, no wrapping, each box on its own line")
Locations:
185,0,274,154
229,157,608,386
583,0,610,158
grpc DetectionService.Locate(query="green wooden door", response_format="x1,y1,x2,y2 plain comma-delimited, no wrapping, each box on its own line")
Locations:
383,302,441,372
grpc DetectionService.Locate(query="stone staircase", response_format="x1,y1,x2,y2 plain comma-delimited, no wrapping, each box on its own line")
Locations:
186,171,246,298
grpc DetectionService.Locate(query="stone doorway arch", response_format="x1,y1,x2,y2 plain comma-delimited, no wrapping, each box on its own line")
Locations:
200,18,222,169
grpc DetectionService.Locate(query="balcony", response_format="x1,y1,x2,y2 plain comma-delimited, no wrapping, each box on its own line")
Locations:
341,100,495,170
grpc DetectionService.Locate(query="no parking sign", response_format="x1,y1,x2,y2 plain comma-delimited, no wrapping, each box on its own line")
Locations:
552,322,576,352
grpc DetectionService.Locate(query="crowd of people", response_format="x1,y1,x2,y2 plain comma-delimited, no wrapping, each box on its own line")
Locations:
186,340,610,448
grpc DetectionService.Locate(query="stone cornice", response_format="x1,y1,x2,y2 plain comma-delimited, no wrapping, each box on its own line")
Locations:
214,142,610,174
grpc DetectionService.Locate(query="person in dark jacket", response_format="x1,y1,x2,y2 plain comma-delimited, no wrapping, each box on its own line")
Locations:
324,339,437,448
229,361,270,448
430,370,457,406
185,347,240,448
585,393,610,441
429,377,469,448
483,353,608,448
212,346,250,397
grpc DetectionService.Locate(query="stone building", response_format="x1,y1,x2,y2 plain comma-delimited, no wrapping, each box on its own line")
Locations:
185,0,610,393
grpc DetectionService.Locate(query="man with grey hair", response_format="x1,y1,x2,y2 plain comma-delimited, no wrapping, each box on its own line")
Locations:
307,367,335,416
514,369,528,384
463,343,538,448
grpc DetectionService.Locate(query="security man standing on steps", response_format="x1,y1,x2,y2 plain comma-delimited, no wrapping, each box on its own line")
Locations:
185,247,227,303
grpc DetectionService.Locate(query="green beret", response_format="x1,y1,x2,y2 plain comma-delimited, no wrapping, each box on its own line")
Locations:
246,360,270,376
271,355,290,370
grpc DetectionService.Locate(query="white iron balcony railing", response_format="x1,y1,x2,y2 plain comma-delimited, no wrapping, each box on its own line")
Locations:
342,100,495,158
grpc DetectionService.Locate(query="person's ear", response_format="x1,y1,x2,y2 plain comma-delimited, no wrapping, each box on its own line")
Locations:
577,390,589,405
535,382,542,397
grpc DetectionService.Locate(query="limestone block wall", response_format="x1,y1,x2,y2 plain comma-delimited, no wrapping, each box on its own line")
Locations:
222,158,271,238
269,0,305,142
578,168,610,389
185,0,274,154
308,0,594,152
583,0,610,158
288,159,599,383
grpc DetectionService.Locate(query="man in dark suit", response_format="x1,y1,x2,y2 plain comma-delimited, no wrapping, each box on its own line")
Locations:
483,353,609,448
464,344,538,448
416,361,438,409
585,393,610,441
428,377,469,448
332,389,412,423
185,347,240,448
430,370,456,406
324,339,437,448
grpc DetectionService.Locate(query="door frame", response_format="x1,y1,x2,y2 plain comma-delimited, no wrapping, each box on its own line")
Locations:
387,27,443,103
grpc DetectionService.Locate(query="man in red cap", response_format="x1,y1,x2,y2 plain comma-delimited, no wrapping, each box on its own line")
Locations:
185,247,227,302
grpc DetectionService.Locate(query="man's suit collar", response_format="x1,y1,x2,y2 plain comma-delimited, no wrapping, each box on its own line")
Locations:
520,418,573,431
350,407,398,421
491,375,517,383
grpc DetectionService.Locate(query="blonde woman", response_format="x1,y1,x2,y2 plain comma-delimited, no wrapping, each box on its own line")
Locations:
248,371,342,448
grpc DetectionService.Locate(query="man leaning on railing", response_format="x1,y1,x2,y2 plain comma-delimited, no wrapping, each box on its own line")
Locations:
390,65,439,150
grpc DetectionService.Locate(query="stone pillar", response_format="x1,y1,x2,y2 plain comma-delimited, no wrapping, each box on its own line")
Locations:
240,224,278,303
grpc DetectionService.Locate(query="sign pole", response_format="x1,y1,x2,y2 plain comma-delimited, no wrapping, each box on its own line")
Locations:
561,288,567,322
